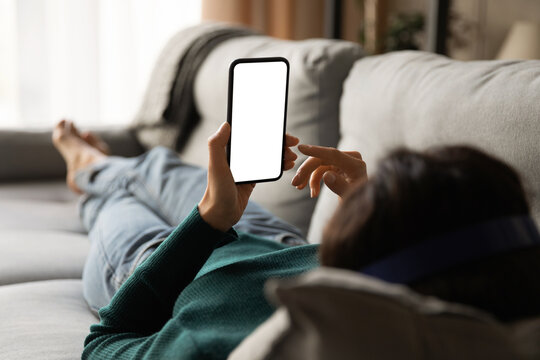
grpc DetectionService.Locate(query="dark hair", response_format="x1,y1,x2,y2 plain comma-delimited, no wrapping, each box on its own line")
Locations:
320,145,538,321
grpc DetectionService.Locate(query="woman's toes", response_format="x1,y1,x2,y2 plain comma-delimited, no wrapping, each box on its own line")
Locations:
55,119,66,130
52,119,70,144
81,132,110,155
66,120,81,137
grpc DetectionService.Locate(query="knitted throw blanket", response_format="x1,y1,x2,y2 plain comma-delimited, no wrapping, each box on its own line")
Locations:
132,23,257,151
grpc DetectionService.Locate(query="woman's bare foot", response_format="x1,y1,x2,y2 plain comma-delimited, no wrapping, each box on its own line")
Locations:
52,120,108,194
81,131,111,155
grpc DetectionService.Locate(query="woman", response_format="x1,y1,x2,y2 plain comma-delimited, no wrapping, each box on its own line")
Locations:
51,120,539,359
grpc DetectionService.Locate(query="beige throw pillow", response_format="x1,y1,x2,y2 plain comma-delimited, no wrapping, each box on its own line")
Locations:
230,267,537,360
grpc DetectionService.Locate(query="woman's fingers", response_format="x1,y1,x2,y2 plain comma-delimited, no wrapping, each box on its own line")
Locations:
296,145,366,181
298,144,361,169
285,134,299,147
292,145,367,196
344,150,363,160
283,161,295,171
309,165,332,197
284,147,297,162
323,171,350,197
292,156,322,188
281,134,299,172
290,144,366,198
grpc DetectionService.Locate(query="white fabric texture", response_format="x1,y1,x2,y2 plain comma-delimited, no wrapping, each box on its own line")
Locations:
0,182,83,233
308,51,540,243
230,267,538,360
0,229,88,285
0,280,97,360
0,182,89,285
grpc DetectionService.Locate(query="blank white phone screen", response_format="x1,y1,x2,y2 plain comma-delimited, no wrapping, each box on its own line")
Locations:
229,60,288,183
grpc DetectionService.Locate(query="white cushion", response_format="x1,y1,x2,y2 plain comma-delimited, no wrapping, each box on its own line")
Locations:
0,181,83,233
182,31,363,235
0,229,89,285
0,182,88,285
0,280,96,360
230,268,536,360
308,51,540,243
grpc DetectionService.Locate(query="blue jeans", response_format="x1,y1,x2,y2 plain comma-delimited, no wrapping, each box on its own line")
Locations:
77,147,306,312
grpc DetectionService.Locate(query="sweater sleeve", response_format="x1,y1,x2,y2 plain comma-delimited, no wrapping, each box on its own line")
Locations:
82,206,236,359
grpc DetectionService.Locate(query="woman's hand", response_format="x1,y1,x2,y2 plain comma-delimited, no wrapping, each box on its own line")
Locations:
291,144,367,199
283,134,300,170
198,122,299,231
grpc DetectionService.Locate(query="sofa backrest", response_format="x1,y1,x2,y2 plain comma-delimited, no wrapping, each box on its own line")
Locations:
133,23,363,235
309,51,540,243
179,25,362,235
0,128,143,182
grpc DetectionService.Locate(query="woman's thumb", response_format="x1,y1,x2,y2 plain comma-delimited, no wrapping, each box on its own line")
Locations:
207,122,230,170
208,122,230,148
323,171,348,197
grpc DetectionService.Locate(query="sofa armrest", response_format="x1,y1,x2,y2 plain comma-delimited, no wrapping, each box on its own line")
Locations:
0,127,145,182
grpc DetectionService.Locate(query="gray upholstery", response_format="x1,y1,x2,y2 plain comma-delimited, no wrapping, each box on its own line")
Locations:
183,34,363,236
0,127,143,181
0,182,82,233
133,23,363,235
0,280,96,360
1,24,539,359
230,268,538,360
132,23,252,149
129,22,363,235
0,181,88,286
0,128,142,287
309,51,540,243
0,228,88,285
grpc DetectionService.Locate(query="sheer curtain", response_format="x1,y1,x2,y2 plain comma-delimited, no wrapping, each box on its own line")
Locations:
0,0,201,129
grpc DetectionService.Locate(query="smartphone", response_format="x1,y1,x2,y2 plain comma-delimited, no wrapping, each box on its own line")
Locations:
227,57,290,183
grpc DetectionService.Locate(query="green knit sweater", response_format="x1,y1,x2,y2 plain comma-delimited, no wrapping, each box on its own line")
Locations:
82,206,319,359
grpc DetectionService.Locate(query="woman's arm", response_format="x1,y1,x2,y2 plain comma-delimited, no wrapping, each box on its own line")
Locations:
83,123,299,359
83,206,235,359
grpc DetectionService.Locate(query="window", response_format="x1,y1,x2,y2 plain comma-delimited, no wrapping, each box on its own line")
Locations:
0,0,201,129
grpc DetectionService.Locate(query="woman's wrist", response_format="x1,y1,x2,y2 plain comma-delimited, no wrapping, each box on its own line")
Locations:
198,195,231,232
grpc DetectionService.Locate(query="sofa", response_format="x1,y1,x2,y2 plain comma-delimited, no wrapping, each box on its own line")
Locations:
1,23,539,359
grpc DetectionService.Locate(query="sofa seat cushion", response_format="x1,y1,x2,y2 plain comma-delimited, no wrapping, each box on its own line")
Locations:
0,181,89,285
0,280,96,360
308,51,540,243
0,181,84,233
0,229,89,285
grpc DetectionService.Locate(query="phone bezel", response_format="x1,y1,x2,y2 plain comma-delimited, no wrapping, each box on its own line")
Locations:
226,57,290,184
